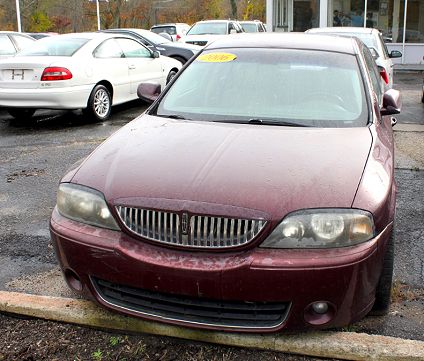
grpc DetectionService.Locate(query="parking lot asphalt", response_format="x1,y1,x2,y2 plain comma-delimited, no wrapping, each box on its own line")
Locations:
0,71,423,359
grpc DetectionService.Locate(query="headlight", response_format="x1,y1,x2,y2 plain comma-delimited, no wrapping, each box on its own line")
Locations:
56,183,120,230
260,209,374,249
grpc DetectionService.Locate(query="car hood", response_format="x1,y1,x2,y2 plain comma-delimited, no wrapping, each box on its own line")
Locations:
71,116,372,221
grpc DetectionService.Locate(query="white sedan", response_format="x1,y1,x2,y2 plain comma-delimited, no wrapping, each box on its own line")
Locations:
0,32,182,121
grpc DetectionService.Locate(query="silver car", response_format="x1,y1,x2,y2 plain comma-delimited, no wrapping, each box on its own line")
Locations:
306,27,402,88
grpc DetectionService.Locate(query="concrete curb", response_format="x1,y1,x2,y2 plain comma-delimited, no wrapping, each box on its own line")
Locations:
1,291,423,360
393,124,424,132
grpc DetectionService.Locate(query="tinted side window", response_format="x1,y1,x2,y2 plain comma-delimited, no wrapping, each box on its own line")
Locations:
116,38,151,58
362,46,383,103
93,39,123,58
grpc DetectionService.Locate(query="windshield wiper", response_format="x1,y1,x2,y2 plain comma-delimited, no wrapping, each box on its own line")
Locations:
212,118,310,127
158,114,190,120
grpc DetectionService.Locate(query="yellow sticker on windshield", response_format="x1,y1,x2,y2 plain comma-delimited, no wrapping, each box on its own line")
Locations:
197,53,237,63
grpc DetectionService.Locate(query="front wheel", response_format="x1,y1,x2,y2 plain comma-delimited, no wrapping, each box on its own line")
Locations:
370,230,395,315
166,69,178,85
85,85,112,121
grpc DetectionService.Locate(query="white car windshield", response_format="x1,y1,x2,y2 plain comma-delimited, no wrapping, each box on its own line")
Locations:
240,23,259,32
187,23,228,35
156,48,368,127
18,37,89,56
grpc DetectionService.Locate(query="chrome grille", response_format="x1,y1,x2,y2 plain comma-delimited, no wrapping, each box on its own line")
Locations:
116,206,180,244
116,206,266,249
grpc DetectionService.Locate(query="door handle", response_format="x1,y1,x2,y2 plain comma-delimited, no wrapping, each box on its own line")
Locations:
128,65,136,70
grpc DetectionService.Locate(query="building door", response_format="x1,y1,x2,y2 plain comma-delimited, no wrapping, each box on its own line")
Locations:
273,0,292,31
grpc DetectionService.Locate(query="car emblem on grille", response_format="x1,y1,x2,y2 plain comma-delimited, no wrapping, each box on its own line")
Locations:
181,212,189,235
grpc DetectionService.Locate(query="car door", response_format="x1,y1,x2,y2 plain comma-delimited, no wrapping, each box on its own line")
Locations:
116,38,164,94
92,38,131,104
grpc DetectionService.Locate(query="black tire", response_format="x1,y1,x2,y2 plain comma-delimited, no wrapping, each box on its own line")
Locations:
84,84,112,121
7,108,36,120
166,69,178,85
370,230,395,315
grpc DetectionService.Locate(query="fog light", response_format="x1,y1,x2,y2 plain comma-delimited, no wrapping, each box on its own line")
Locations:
304,301,336,326
312,302,329,314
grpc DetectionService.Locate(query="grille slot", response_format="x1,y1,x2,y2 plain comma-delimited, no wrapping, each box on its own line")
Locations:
92,278,289,329
116,206,266,249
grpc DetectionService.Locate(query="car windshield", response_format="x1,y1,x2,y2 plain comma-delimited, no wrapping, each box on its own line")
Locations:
18,37,89,56
187,22,228,35
240,23,258,32
155,48,368,127
320,32,379,54
0,35,17,56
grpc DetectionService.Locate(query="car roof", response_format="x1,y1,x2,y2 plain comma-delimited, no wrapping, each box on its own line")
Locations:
54,32,116,40
195,20,236,24
307,27,377,35
151,23,188,27
239,20,263,23
0,31,35,38
205,33,360,55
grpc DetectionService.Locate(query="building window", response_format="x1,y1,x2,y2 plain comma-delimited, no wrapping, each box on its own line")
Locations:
328,0,424,44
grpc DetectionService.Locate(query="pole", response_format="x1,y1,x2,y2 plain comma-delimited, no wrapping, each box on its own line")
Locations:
401,0,408,64
363,0,368,27
96,0,101,30
15,0,22,32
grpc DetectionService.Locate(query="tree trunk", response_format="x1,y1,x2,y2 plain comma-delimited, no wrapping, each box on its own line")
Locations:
229,0,237,18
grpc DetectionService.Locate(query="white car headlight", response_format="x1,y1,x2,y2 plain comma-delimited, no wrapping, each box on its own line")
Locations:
57,183,120,230
260,209,374,249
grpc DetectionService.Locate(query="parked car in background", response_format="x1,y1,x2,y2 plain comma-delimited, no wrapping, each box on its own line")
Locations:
0,31,35,59
239,20,267,33
51,33,401,332
102,28,201,64
25,32,58,40
306,27,402,88
180,19,244,47
0,32,181,121
150,23,190,42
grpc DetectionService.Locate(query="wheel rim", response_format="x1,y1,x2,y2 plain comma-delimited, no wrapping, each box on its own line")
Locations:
93,88,110,118
168,71,176,84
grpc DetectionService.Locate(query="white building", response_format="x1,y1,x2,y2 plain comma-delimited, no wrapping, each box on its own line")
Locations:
266,0,424,64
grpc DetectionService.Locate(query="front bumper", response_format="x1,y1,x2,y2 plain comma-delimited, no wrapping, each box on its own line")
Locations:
50,208,392,332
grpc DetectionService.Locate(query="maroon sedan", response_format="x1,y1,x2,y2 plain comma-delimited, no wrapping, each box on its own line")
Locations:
51,33,401,332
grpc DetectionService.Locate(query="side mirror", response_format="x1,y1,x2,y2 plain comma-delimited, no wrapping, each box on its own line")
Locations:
229,28,237,34
152,50,160,59
389,50,402,59
380,89,401,116
137,82,161,103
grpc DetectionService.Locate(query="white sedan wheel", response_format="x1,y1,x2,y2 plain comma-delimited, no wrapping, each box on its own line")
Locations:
86,85,112,121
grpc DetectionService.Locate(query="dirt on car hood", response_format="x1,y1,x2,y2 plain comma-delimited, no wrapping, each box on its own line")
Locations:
71,115,372,221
